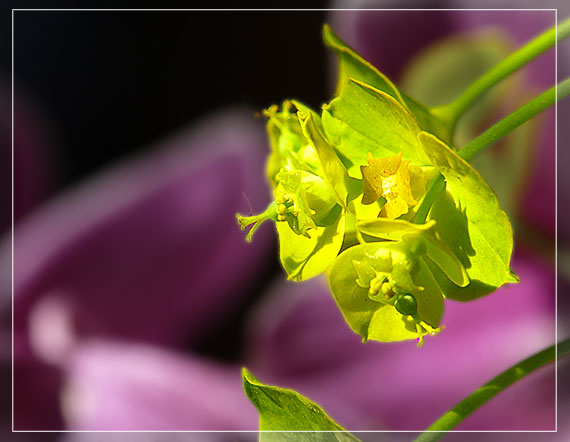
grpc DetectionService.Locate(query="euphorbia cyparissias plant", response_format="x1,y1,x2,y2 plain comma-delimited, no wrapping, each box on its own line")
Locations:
237,25,518,346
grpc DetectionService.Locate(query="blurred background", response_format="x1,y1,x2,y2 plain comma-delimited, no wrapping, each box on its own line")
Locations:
5,3,570,442
10,9,330,217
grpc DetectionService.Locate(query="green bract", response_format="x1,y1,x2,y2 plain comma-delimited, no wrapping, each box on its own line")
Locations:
323,24,452,144
419,132,519,300
328,239,445,346
329,218,469,346
237,24,518,344
242,368,359,440
322,79,430,178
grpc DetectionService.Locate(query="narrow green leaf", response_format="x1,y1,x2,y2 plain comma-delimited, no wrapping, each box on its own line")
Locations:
242,368,359,440
322,79,431,179
277,211,345,282
418,132,518,301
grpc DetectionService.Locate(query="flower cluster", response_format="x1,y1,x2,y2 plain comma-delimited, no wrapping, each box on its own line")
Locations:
238,25,518,346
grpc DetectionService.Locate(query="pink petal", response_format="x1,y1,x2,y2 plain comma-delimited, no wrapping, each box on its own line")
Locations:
10,110,273,351
62,340,257,431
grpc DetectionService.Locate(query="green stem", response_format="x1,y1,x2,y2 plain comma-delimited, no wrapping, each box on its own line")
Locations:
414,338,570,442
415,338,570,442
432,16,570,128
460,77,570,162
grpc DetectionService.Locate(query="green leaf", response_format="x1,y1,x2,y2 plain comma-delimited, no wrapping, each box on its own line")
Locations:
328,242,444,343
323,24,404,105
295,101,360,209
418,132,518,301
322,79,431,179
242,368,359,440
322,24,453,144
278,210,345,281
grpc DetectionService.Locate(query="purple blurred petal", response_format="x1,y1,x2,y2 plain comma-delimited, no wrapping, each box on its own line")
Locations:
62,340,257,431
445,357,570,442
329,9,458,82
245,251,555,431
7,109,274,430
329,8,557,83
10,109,272,352
330,6,557,77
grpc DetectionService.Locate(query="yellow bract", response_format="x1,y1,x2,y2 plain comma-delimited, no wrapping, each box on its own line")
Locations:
361,152,426,219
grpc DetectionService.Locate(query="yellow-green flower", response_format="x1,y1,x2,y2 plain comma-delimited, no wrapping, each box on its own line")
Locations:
360,151,426,218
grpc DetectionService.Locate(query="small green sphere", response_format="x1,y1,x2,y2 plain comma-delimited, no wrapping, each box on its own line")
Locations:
394,293,418,316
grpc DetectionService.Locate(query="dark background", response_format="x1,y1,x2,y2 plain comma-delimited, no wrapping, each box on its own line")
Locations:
11,9,332,362
13,9,329,191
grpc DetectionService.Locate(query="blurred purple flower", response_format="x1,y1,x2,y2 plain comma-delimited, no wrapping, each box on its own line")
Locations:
8,109,273,430
62,340,256,431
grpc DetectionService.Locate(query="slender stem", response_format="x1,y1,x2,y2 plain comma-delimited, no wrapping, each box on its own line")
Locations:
432,16,570,128
460,77,570,162
414,338,570,442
